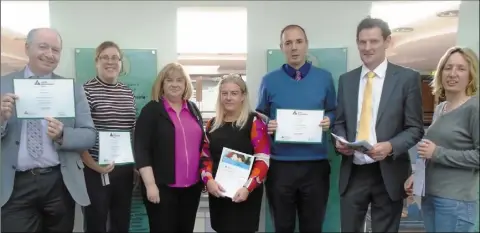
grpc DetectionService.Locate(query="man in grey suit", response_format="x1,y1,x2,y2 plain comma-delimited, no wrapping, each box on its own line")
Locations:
1,28,96,232
333,18,424,232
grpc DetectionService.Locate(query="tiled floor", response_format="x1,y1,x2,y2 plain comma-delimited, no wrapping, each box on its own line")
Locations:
73,204,215,232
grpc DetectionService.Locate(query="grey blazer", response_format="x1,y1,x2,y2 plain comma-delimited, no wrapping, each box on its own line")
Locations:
333,62,425,201
0,70,96,207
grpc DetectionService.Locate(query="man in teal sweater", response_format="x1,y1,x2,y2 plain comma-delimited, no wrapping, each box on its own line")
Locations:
256,24,336,233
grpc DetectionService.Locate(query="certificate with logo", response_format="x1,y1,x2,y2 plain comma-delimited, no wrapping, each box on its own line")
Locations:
275,109,324,143
13,78,76,119
215,147,254,199
98,131,134,165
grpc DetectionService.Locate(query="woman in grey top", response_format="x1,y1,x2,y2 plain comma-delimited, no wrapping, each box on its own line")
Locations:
405,46,479,232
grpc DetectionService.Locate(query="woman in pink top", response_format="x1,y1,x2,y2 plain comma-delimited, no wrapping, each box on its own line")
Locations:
134,62,204,233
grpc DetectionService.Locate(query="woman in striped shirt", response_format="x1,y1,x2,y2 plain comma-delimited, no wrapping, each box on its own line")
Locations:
81,41,137,233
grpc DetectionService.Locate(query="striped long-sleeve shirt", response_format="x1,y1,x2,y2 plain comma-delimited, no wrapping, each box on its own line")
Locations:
83,77,136,160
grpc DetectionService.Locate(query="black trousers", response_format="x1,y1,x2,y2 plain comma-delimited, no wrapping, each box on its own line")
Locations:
340,163,403,233
1,166,76,232
142,182,202,233
266,160,331,233
83,165,134,233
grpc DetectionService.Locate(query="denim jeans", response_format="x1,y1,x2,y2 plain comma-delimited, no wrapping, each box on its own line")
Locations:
422,195,478,232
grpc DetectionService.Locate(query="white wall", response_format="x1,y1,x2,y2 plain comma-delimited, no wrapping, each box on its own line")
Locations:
457,0,480,56
49,1,372,108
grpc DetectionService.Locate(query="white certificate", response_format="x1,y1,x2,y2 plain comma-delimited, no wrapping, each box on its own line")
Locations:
413,158,426,197
98,131,134,165
275,109,324,143
13,78,75,119
215,147,254,199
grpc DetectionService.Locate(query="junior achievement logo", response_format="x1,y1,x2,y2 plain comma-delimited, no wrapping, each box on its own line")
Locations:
34,80,54,86
292,111,308,116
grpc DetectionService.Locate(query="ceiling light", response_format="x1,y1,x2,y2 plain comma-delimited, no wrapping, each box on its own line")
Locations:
437,10,459,17
392,27,414,33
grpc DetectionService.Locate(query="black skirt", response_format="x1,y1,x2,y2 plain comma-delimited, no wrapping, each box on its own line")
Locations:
208,185,264,232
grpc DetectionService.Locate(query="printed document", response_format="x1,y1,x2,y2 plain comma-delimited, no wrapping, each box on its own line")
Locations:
98,131,134,165
275,109,324,143
215,147,254,199
413,157,426,197
13,78,76,118
331,133,373,153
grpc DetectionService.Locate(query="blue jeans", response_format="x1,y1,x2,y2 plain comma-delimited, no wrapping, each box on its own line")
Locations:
422,195,478,232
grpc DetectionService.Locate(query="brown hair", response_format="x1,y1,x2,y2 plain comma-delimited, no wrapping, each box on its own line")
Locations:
95,41,122,61
94,41,124,75
151,62,193,101
356,17,391,41
431,46,479,97
280,24,308,43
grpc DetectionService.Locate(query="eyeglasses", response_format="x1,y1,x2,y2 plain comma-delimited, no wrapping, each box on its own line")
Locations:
98,55,121,62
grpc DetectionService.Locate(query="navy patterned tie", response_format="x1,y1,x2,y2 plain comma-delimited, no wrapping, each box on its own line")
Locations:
295,70,302,81
26,75,43,158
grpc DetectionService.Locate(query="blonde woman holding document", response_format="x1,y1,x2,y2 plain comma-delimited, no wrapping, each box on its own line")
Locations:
81,41,137,233
200,74,270,233
404,46,479,232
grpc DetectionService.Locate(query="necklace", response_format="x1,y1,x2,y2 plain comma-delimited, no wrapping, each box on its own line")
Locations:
443,97,471,114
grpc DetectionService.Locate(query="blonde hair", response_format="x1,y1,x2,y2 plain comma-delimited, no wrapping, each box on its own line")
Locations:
431,46,479,98
210,74,251,133
151,62,194,101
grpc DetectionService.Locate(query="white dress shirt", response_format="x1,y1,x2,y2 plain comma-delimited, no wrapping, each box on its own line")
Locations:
353,59,388,165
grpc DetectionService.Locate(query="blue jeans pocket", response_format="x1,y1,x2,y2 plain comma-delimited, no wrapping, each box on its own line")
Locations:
455,200,477,232
422,195,478,232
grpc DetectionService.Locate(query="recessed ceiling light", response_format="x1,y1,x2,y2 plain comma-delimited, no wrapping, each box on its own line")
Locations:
392,27,414,33
437,10,459,17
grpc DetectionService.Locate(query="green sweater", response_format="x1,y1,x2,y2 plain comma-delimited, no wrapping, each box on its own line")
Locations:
425,95,479,201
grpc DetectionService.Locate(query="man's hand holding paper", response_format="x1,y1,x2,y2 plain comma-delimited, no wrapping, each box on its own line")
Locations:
331,133,373,155
319,116,330,131
45,117,64,141
1,93,19,123
366,141,393,161
335,140,354,156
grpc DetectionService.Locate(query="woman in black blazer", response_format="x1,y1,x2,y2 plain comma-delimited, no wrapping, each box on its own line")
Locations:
134,62,204,233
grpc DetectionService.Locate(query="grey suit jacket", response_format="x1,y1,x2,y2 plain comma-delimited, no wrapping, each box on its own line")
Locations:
333,62,424,201
1,70,96,207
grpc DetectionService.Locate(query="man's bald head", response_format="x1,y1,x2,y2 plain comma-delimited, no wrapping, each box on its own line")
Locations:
24,28,63,76
26,28,62,46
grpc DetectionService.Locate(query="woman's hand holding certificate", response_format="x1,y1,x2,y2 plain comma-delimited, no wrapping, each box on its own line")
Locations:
13,78,76,119
275,109,325,143
206,180,226,198
214,148,254,199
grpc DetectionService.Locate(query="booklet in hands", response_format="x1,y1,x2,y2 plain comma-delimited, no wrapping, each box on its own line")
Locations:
331,133,373,154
